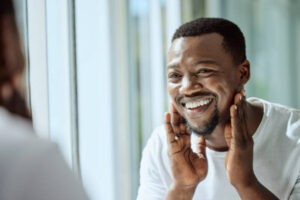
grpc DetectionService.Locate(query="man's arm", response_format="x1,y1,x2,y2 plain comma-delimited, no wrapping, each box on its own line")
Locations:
224,92,279,200
165,184,197,200
235,179,280,200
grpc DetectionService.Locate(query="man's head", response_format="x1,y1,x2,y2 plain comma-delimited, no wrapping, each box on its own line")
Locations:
0,0,31,119
167,18,249,136
172,18,246,65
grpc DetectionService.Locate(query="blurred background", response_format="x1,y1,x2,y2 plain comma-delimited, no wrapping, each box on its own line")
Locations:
13,0,300,199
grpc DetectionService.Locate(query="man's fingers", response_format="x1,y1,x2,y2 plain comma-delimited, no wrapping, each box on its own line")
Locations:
233,91,243,105
165,112,171,124
240,94,250,139
170,103,179,113
171,111,181,125
189,137,206,161
230,103,240,142
230,102,246,147
233,91,250,140
190,137,208,178
197,136,206,158
170,103,181,135
224,123,232,147
165,112,176,144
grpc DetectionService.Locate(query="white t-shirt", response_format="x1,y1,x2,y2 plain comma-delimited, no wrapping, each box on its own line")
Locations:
0,107,89,200
137,98,300,200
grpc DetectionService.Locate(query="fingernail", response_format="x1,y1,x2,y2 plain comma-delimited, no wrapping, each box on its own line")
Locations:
239,95,242,101
198,153,205,159
241,89,246,95
234,105,237,110
174,135,179,141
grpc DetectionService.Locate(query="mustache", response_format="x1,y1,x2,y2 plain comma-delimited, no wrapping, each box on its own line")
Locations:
176,91,217,104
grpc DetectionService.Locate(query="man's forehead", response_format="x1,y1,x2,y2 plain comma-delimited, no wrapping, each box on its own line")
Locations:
167,33,225,59
166,59,181,69
169,37,187,53
166,33,233,69
170,33,224,49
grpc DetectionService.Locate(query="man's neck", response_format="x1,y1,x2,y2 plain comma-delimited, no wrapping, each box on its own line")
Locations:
203,101,264,152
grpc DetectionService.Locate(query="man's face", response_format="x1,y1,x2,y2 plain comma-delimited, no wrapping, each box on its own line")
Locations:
167,33,248,135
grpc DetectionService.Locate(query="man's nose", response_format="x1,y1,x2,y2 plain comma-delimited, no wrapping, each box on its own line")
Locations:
179,75,203,95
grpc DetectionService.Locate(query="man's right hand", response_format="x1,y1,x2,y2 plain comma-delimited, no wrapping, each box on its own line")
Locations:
164,104,208,200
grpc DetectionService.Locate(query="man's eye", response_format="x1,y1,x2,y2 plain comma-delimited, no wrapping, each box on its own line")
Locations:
196,69,214,75
197,69,212,73
168,73,182,79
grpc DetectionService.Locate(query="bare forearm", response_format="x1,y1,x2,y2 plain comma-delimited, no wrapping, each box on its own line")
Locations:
165,184,196,200
236,179,279,200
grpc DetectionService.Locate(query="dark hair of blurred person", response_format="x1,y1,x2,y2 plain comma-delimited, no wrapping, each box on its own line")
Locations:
0,0,31,119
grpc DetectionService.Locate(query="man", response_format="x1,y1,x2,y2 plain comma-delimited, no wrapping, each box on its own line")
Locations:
137,18,300,200
0,1,89,199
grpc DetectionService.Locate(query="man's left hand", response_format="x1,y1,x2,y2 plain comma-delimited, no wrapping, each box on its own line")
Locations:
224,91,256,190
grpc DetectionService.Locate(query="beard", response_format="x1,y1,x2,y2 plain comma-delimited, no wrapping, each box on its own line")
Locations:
186,103,219,136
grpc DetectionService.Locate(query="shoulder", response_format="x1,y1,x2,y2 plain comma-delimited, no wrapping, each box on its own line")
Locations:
249,97,300,131
249,97,300,117
0,110,62,174
264,99,300,139
144,125,167,151
0,107,63,181
0,106,59,150
0,107,35,140
140,124,169,164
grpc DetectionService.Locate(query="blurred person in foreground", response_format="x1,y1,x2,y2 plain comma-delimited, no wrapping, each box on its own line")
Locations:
137,18,300,200
0,1,89,200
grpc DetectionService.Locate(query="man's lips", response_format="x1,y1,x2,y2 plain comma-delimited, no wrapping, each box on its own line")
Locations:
183,98,213,110
181,97,213,110
179,97,214,116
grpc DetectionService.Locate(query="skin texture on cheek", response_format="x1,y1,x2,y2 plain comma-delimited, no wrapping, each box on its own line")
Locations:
214,83,238,123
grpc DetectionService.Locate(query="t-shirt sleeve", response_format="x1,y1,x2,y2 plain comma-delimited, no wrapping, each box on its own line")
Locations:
137,127,169,200
289,171,300,200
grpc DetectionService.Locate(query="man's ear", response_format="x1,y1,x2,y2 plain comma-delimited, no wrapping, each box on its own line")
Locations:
238,59,250,86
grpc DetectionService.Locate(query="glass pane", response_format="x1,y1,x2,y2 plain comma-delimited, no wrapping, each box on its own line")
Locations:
181,0,300,108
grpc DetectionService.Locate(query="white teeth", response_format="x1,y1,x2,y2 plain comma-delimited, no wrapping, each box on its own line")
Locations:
185,99,211,109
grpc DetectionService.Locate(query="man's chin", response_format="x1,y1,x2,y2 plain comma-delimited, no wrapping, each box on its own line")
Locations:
186,114,219,136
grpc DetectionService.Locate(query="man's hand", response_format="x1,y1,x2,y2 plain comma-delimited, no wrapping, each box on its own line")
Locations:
224,91,256,189
224,91,279,200
165,104,207,200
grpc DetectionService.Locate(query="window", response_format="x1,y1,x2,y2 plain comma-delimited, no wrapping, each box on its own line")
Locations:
22,0,300,199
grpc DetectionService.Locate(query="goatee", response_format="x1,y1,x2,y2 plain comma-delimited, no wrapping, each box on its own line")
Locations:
186,107,219,136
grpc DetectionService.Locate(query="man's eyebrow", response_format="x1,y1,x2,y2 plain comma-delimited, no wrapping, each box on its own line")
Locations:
167,60,218,69
166,63,179,69
191,60,218,67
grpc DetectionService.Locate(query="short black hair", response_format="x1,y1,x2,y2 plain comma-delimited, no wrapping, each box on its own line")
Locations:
172,18,246,65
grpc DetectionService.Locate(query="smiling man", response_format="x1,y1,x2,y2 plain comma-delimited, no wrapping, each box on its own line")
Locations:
137,18,300,200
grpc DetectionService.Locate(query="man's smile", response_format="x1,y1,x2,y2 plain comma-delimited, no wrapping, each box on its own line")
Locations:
179,96,215,119
182,98,213,109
